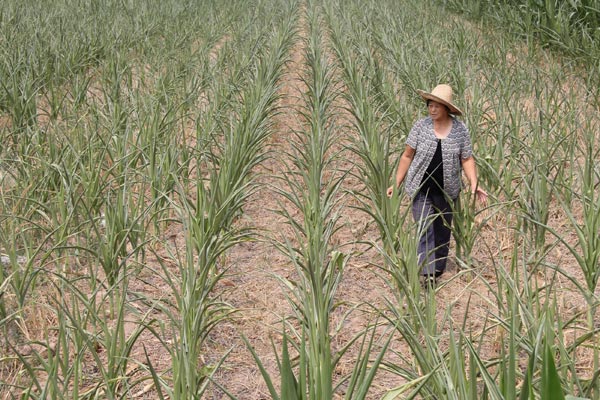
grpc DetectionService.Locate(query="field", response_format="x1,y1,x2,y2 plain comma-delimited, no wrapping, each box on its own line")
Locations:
1,0,600,398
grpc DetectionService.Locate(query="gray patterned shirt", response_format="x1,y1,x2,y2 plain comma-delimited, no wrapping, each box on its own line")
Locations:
404,117,473,200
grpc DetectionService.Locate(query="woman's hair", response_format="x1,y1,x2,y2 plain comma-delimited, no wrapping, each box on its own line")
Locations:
426,99,452,114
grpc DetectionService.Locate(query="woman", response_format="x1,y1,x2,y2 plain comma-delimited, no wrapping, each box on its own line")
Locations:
386,84,487,285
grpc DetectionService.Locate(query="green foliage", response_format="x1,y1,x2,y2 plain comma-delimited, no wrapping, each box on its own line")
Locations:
438,0,600,59
0,0,298,398
1,0,599,398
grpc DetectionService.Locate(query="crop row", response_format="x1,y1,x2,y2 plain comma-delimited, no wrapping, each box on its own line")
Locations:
0,0,297,398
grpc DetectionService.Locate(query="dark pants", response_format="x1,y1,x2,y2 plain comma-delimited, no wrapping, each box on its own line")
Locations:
411,191,455,276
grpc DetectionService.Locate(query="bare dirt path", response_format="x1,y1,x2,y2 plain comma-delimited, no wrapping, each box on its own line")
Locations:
208,5,397,398
207,8,311,398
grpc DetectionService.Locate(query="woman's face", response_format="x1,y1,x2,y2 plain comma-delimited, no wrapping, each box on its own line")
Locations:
427,100,450,122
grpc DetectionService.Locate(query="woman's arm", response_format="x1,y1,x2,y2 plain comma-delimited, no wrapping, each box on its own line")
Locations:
461,156,487,203
386,145,415,197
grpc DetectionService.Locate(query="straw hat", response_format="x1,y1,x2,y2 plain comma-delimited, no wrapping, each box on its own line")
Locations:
417,84,463,116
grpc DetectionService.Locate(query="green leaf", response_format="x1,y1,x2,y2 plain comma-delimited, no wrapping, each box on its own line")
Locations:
381,373,435,400
241,335,280,400
280,333,300,400
541,339,565,400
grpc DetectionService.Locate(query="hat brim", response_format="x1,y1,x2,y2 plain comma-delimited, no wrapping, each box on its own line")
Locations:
417,89,463,116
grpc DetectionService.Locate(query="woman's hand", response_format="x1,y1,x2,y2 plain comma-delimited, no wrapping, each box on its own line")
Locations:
472,187,488,205
386,185,394,198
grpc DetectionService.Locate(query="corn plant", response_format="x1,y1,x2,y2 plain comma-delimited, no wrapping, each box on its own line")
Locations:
245,3,390,398
323,2,426,319
439,0,600,59
319,0,599,399
537,118,600,399
272,6,343,398
2,0,600,398
0,58,40,132
150,5,297,398
515,72,574,256
325,7,404,251
0,0,295,398
451,193,502,267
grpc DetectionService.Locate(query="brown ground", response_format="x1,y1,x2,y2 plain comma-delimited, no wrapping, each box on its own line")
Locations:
201,10,401,398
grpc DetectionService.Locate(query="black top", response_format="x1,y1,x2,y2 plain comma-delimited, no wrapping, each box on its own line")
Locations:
420,139,444,195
